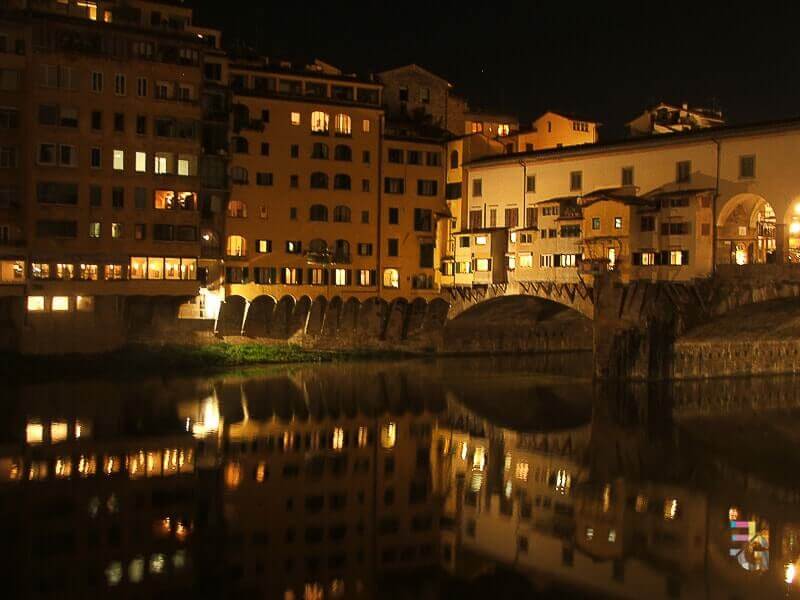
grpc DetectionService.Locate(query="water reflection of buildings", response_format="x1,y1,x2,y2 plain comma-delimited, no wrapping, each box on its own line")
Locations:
5,367,800,598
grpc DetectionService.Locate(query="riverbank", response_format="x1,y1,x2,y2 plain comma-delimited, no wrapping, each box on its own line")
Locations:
0,342,416,381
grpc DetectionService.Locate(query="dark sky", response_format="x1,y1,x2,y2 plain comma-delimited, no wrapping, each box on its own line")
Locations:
191,2,800,138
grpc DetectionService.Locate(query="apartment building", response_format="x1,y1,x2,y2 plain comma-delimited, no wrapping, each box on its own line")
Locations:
450,119,800,289
0,0,219,351
509,110,600,152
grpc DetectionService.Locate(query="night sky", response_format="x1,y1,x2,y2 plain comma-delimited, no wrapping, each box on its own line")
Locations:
191,2,800,139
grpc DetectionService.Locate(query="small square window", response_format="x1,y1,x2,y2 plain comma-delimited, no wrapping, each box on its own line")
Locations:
614,217,623,229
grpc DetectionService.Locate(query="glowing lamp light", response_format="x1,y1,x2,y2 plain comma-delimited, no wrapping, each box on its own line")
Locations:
790,221,800,236
786,563,796,585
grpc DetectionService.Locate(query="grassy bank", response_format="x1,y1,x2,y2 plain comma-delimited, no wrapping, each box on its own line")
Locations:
0,342,414,381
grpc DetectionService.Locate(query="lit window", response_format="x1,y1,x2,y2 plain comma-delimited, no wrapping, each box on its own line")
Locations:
334,268,347,286
135,151,146,172
460,442,468,461
334,113,351,135
362,119,370,133
113,149,124,170
51,296,69,311
130,257,147,279
27,296,45,312
147,257,164,280
475,258,491,272
519,253,533,268
554,469,571,494
475,235,488,245
472,446,486,470
255,462,266,483
608,529,617,543
635,495,648,513
585,527,594,541
310,110,329,133
383,268,399,288
290,111,300,126
149,554,166,575
498,124,510,136
129,557,145,583
380,422,396,449
225,461,241,489
664,498,679,520
111,223,122,239
54,457,71,478
77,454,96,476
26,421,44,444
614,216,623,229
226,235,247,257
669,250,684,266
76,296,94,312
51,421,68,442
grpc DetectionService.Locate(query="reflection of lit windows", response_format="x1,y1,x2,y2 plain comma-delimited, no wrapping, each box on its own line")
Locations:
357,426,368,448
470,471,483,493
602,484,612,512
504,480,512,498
554,469,571,494
54,457,71,478
146,450,161,476
105,561,123,586
104,455,121,475
664,498,679,520
515,461,529,482
51,421,68,442
129,557,145,583
107,493,119,513
608,529,617,543
255,462,266,483
88,496,100,518
473,446,486,470
504,453,512,471
128,451,146,479
149,554,166,575
225,461,241,489
78,455,97,477
585,527,594,541
460,442,468,461
28,461,48,480
26,421,44,444
332,427,344,450
380,422,397,449
635,494,648,513
173,550,187,570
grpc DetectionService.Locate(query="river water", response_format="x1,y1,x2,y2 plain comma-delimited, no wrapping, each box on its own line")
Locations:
3,353,800,599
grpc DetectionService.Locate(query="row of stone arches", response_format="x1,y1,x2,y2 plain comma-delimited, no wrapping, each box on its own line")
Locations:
216,295,450,341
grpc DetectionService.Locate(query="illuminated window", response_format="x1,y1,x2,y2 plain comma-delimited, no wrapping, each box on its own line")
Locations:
290,111,301,126
383,268,399,288
380,422,396,449
149,554,166,575
129,557,145,583
51,296,69,311
585,527,594,541
105,264,124,280
362,119,370,133
504,453,512,471
227,199,247,217
669,250,685,266
334,113,351,135
78,455,96,477
515,461,529,481
113,149,124,170
334,268,347,286
519,253,533,268
664,498,679,520
135,151,146,172
475,235,488,245
255,462,267,483
473,446,486,470
635,495,648,513
608,529,617,543
554,469,571,494
27,296,45,312
104,455,121,475
173,550,187,570
460,442,468,461
498,124,510,136
26,421,44,444
162,258,180,280
226,235,247,257
51,421,68,442
332,427,344,450
111,223,122,239
55,263,74,280
80,263,98,280
475,258,491,272
147,257,164,280
310,111,328,132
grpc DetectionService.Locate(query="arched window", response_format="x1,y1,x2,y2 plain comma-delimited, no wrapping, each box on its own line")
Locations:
232,136,249,154
231,166,248,184
383,268,400,288
226,235,247,257
311,143,329,159
227,200,247,218
334,239,350,263
310,172,328,189
334,113,351,136
333,205,351,222
311,111,329,134
309,204,328,221
308,238,328,254
450,150,459,169
334,145,352,161
333,174,351,190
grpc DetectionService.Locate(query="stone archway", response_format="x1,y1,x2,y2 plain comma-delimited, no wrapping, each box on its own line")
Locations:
717,193,777,265
242,295,276,337
216,295,247,336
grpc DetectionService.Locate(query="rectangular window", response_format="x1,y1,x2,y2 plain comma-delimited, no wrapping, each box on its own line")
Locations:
286,240,302,254
389,207,399,225
136,115,146,135
640,216,655,231
417,180,438,196
90,147,101,168
256,172,274,186
0,145,18,168
88,222,101,238
358,243,373,256
112,187,124,209
505,207,519,228
261,142,270,156
134,224,146,240
37,182,78,205
388,239,399,257
660,222,690,235
333,268,348,286
414,208,432,232
426,151,441,166
526,175,536,193
137,77,148,97
91,71,103,92
358,269,375,286
134,187,146,209
135,152,146,172
290,112,301,126
592,217,601,230
113,149,124,170
569,171,582,191
614,217,623,229
384,178,405,194
388,148,404,163
114,112,124,132
407,150,421,165
676,160,691,183
621,166,634,186
114,73,126,95
363,150,371,163
91,110,102,130
38,143,56,165
256,239,272,253
90,186,101,207
740,155,756,179
472,178,482,197
469,210,482,230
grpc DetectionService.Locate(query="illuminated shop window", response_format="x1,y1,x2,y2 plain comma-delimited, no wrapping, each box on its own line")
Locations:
51,421,68,442
51,296,70,311
147,257,164,280
26,421,44,444
76,296,94,312
164,258,181,280
26,296,45,312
